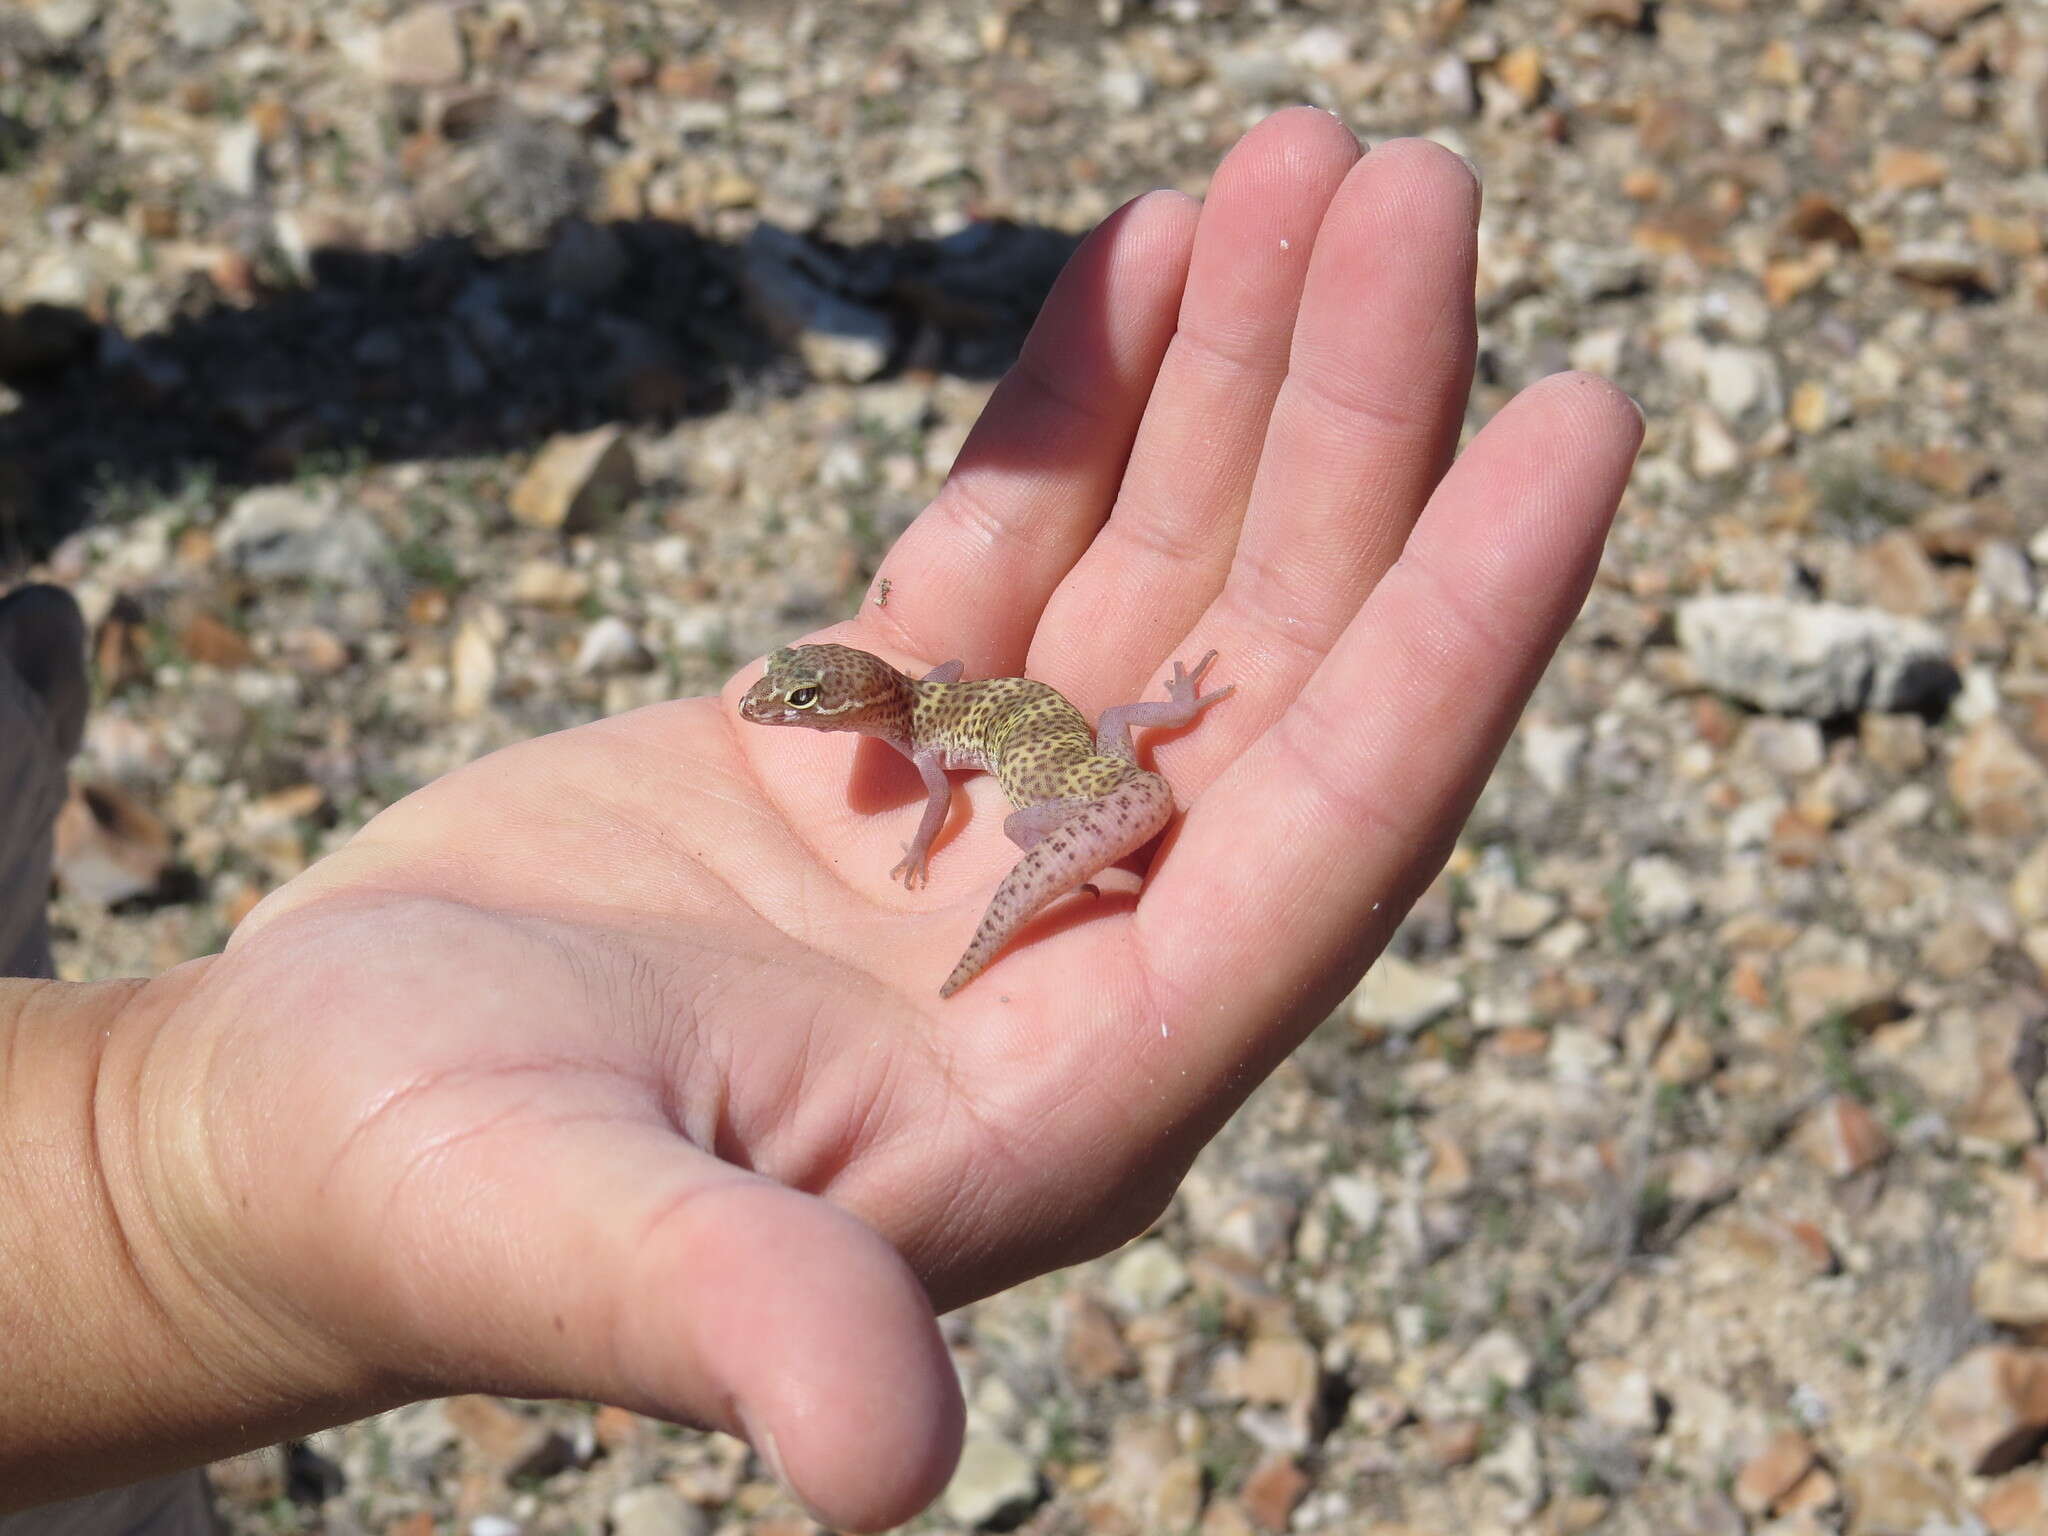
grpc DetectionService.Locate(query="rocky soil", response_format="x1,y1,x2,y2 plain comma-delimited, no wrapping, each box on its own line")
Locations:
6,0,2048,1532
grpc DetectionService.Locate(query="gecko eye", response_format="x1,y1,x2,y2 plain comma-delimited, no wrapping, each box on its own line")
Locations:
786,686,820,708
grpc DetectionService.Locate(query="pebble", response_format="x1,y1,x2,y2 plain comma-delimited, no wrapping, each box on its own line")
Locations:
166,0,248,51
608,1486,710,1536
942,1434,1040,1528
574,616,653,676
1952,721,2048,835
1926,1347,2048,1476
1108,1239,1190,1314
510,427,641,533
1349,955,1463,1034
1675,595,1957,718
219,488,393,588
378,4,467,87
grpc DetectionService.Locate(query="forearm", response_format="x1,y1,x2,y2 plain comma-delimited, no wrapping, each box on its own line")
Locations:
0,970,385,1509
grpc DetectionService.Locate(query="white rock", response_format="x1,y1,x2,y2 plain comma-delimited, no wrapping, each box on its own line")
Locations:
943,1434,1040,1527
212,120,263,197
1676,594,1956,717
1429,54,1477,117
1439,1328,1535,1413
1690,408,1744,477
1099,66,1152,112
1326,1174,1384,1233
1107,1239,1188,1314
1626,854,1698,933
1350,956,1463,1034
167,0,249,50
608,1486,709,1536
574,617,652,677
1702,344,1784,426
1521,720,1587,796
219,488,392,587
1576,1358,1662,1434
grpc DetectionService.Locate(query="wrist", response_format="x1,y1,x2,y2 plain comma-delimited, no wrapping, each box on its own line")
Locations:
0,966,399,1508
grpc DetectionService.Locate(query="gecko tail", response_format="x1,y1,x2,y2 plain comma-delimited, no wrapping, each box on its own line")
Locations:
940,772,1174,998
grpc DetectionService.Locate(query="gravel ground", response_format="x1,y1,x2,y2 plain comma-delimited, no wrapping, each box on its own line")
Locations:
7,0,2048,1532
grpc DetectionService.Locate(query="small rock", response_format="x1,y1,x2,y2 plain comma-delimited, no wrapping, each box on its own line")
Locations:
1923,914,1995,980
1874,145,1948,193
509,560,593,608
213,119,263,197
1975,1257,2048,1330
1797,1095,1890,1177
52,783,171,904
1690,408,1745,477
1239,1452,1309,1533
1736,1429,1819,1517
1902,0,1998,35
1420,1416,1483,1467
1653,1020,1717,1086
450,614,499,719
1891,242,1999,295
1429,54,1477,116
1522,720,1588,796
1232,1334,1321,1410
1786,193,1862,249
220,487,393,587
1625,855,1698,934
510,426,640,532
1108,1239,1189,1314
1840,1454,1957,1535
1980,1467,2048,1535
608,1485,709,1536
1495,45,1546,107
575,616,653,677
178,612,254,670
1738,718,1826,778
1702,345,1784,426
1479,1422,1546,1523
1861,714,1930,774
379,4,467,87
742,226,895,384
1059,1291,1134,1385
1440,1329,1534,1414
443,1395,572,1481
943,1434,1040,1528
1675,594,1956,718
167,0,249,51
1926,1346,2048,1476
1576,1358,1661,1435
1350,956,1463,1034
1860,531,1949,617
280,625,351,676
1951,721,2048,834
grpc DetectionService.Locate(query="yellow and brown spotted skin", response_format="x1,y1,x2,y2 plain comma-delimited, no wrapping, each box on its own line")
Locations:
740,643,1232,997
912,677,1136,803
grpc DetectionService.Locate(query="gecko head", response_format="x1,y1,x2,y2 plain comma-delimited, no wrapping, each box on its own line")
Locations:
739,643,905,732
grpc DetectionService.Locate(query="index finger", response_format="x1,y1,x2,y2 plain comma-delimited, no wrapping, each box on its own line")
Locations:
858,191,1200,676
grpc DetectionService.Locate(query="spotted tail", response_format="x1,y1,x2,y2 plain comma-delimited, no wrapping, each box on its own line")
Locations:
940,771,1175,998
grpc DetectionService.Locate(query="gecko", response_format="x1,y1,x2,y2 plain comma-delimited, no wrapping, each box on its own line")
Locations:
739,643,1233,997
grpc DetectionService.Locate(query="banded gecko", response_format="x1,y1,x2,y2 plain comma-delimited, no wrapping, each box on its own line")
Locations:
740,644,1233,996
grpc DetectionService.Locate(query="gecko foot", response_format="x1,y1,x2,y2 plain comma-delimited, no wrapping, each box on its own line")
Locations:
1168,650,1234,711
891,846,932,888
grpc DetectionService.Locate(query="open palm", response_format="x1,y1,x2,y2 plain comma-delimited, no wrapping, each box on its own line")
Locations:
113,112,1639,1531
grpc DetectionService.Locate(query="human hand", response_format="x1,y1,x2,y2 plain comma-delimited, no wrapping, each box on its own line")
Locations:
82,111,1639,1529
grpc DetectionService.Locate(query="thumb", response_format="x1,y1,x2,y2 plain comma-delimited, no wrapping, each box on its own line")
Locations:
369,1123,963,1532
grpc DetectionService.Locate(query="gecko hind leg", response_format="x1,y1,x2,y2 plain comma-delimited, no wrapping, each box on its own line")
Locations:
1096,650,1235,765
1003,800,1101,896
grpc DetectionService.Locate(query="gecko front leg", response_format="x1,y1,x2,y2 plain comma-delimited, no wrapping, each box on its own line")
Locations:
891,746,952,888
